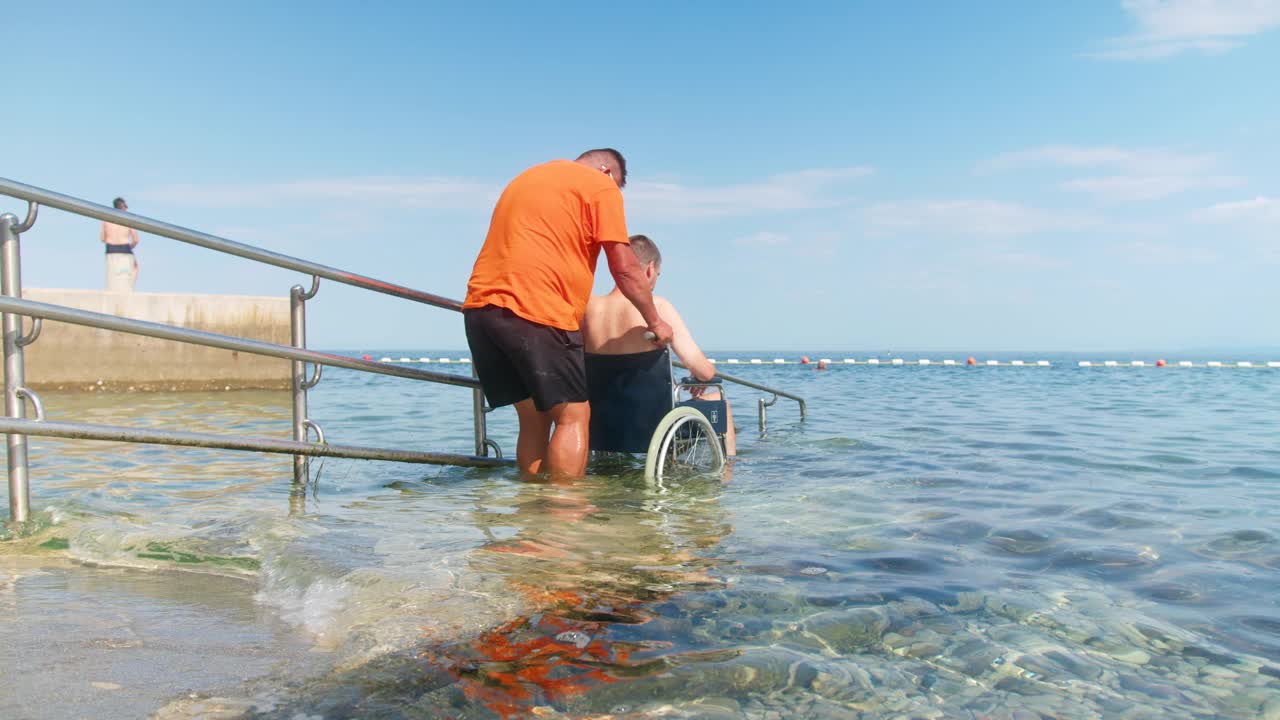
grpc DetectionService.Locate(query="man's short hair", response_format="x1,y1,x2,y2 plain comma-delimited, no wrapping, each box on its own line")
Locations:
628,234,661,269
112,197,127,210
577,148,627,188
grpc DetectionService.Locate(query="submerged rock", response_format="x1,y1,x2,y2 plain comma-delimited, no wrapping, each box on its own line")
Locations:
799,607,891,654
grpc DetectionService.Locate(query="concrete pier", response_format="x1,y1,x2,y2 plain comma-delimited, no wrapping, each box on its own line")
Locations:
21,289,290,391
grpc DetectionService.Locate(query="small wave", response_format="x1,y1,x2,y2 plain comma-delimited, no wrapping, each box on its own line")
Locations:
1199,529,1275,556
854,556,939,574
1048,544,1161,578
1139,453,1201,466
1227,466,1280,480
985,529,1054,556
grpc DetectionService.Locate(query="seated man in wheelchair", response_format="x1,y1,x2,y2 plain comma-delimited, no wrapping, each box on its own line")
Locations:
581,234,736,464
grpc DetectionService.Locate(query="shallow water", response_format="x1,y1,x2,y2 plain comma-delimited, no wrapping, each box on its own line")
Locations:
2,352,1279,719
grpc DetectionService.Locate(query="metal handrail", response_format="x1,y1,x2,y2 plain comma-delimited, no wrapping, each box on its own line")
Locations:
673,360,806,432
0,295,480,389
0,178,463,312
0,418,500,467
0,179,511,525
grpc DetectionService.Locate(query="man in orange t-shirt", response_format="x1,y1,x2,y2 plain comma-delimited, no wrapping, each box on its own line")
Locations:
463,148,673,478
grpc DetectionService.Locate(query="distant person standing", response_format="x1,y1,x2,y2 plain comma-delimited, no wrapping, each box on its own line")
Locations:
101,197,138,291
463,149,673,478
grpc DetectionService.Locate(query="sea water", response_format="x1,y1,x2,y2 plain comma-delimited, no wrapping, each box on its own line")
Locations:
1,352,1278,719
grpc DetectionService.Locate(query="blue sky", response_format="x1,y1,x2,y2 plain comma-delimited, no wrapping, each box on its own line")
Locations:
3,1,1277,351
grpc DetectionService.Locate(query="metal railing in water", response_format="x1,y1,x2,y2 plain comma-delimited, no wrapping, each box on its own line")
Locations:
0,177,804,525
0,177,509,524
673,361,806,434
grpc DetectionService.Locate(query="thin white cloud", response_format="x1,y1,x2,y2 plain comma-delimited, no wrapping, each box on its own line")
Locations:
1093,0,1280,60
859,200,1100,238
1061,174,1242,200
980,144,1242,201
731,231,792,247
981,145,1217,174
984,249,1073,270
1194,195,1280,222
627,166,874,222
886,268,967,293
141,177,499,209
1111,240,1220,264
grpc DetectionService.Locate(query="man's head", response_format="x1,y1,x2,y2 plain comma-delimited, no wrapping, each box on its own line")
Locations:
575,148,627,189
629,234,661,289
112,197,128,211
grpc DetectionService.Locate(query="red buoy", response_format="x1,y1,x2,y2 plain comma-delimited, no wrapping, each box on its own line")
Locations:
362,354,372,360
967,357,976,366
801,356,810,364
1156,359,1166,367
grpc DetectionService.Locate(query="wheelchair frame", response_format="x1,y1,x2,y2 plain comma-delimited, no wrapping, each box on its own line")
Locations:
641,376,728,481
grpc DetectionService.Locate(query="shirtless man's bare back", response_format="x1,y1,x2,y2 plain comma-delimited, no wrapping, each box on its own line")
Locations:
582,235,736,456
101,197,138,291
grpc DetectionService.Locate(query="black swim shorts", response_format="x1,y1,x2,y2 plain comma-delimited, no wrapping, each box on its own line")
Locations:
463,305,588,412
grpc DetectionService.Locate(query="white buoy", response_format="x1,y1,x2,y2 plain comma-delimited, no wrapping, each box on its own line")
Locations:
773,358,786,364
1269,361,1280,368
943,359,957,365
1011,360,1024,366
750,358,763,364
868,359,880,365
819,358,833,364
380,357,393,362
438,358,451,363
1079,361,1092,367
1131,360,1145,367
1178,361,1193,367
891,358,904,365
727,359,740,364
843,358,857,364
419,357,431,362
1237,361,1253,367
1037,360,1051,366
918,359,931,365
459,358,472,363
1104,360,1118,367
399,357,412,362
986,360,999,366
708,359,717,364
1208,361,1222,367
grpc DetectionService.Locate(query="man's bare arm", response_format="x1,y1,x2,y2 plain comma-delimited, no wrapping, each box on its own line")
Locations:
660,299,716,381
100,223,107,244
130,228,139,247
602,242,672,345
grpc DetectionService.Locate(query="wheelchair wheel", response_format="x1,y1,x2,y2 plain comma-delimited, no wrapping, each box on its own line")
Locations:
644,406,725,481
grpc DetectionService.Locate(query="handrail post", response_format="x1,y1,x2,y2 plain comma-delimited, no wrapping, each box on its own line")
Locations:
471,363,488,456
289,284,310,485
2,213,31,523
758,394,778,436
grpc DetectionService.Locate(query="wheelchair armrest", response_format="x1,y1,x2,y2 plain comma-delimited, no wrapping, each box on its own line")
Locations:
680,376,723,386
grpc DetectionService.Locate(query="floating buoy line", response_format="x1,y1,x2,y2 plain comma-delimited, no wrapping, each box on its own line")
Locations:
365,356,1279,369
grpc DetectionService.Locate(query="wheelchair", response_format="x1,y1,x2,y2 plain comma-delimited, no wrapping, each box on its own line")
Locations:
585,348,727,481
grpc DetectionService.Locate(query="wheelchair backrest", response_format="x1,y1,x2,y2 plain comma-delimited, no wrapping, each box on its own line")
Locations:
585,348,674,453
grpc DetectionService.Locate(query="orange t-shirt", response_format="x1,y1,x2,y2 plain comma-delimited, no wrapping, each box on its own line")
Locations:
464,160,629,331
